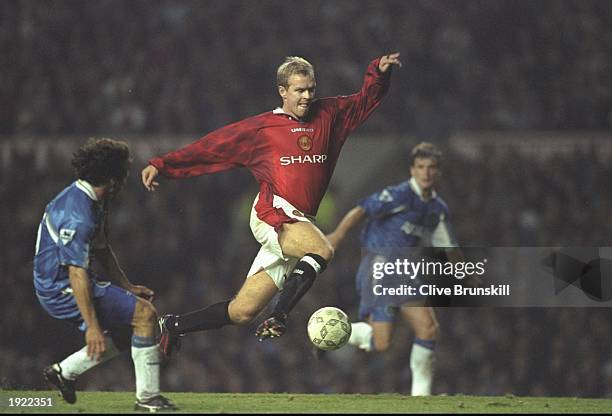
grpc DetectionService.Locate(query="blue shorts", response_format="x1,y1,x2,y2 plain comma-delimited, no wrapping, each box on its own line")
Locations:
359,305,399,322
356,251,426,322
37,282,137,332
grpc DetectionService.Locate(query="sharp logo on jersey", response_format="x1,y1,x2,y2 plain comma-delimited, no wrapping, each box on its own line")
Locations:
279,154,328,166
378,189,394,202
59,229,76,245
297,135,312,151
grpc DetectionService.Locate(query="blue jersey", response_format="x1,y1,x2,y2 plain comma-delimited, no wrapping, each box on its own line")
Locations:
356,178,458,320
33,180,109,320
358,178,456,251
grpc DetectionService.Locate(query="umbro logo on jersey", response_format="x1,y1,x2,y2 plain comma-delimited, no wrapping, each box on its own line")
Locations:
378,189,394,202
291,127,314,133
280,154,328,166
59,229,76,245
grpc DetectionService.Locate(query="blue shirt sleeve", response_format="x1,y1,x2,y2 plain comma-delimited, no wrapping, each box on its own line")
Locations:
58,220,94,269
54,197,95,269
358,183,408,219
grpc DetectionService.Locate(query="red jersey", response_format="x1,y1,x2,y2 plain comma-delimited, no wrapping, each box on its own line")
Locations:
150,58,391,229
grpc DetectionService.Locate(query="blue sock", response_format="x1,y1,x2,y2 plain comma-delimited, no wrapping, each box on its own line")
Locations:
131,335,156,348
131,335,160,400
414,337,436,350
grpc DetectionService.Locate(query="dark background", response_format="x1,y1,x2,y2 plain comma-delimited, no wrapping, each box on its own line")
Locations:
1,0,611,397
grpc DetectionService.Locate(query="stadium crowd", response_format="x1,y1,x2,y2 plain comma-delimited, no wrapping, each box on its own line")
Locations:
2,0,612,400
2,0,611,138
2,141,611,397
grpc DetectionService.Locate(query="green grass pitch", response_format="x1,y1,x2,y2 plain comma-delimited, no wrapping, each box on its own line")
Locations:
1,391,611,413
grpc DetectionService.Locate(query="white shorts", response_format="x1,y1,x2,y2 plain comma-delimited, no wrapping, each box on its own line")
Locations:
246,194,313,289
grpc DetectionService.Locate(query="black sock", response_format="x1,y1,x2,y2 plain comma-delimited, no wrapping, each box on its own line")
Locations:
272,253,328,320
168,300,232,334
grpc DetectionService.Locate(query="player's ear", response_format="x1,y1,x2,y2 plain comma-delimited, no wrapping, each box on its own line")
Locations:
278,85,287,100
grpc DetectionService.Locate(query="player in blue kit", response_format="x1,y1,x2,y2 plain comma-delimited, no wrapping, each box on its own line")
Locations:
33,138,175,411
327,142,463,396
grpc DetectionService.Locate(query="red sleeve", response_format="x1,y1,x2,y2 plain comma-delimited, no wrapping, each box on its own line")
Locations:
330,58,391,136
149,118,258,179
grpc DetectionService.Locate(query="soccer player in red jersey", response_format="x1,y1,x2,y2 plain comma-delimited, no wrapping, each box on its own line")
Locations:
141,53,401,360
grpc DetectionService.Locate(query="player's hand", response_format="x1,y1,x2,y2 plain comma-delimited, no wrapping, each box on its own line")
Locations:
378,52,402,73
141,165,160,191
129,284,155,301
85,326,106,361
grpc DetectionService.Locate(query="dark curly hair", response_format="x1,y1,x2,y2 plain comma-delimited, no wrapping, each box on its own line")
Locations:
71,138,132,186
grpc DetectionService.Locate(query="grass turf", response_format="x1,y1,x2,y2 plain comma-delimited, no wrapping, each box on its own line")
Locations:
1,391,611,413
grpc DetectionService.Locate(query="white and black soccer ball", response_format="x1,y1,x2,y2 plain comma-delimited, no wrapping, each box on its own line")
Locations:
307,306,352,351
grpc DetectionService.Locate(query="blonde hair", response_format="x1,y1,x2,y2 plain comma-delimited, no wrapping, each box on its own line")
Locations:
277,56,315,87
410,142,443,166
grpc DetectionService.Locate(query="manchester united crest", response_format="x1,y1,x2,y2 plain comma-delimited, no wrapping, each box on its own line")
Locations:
297,135,312,152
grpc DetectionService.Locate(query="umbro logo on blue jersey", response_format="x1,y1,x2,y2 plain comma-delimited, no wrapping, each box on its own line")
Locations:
378,189,393,202
59,229,76,245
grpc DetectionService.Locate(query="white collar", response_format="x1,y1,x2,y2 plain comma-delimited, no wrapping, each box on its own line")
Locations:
273,107,303,121
409,177,436,202
75,179,98,201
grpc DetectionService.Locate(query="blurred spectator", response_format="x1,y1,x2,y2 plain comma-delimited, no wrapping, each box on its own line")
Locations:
2,138,611,397
2,0,612,398
1,0,611,137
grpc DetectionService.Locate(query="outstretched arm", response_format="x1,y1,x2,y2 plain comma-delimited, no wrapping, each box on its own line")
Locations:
141,118,258,191
378,52,402,73
331,52,402,136
326,206,367,251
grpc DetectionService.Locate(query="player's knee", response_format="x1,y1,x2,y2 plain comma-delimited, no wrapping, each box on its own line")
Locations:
309,240,334,263
280,223,334,262
372,335,392,352
134,300,158,328
318,242,334,263
231,310,256,325
430,320,440,339
228,302,259,325
417,320,439,341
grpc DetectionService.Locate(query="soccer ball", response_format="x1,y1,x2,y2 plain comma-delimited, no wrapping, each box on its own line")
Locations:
307,306,352,351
